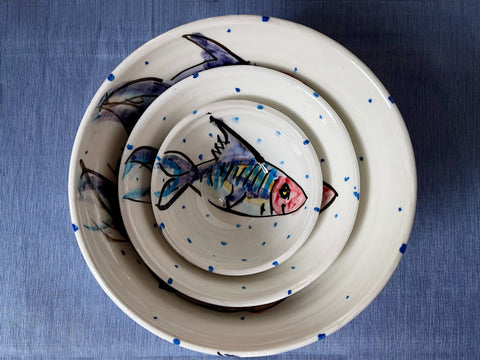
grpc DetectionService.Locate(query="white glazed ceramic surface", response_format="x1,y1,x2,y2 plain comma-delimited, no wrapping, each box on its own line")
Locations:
69,16,416,357
151,100,323,276
118,65,357,307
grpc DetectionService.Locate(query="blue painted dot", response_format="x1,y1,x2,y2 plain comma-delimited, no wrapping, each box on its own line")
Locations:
320,158,325,163
159,222,165,230
344,176,350,181
354,186,357,190
272,261,279,266
156,156,161,161
153,316,158,319
236,224,241,228
257,104,264,109
388,96,395,103
398,207,402,212
248,225,252,229
354,191,360,200
235,87,240,93
306,174,309,179
318,333,326,340
291,266,296,269
319,114,323,119
368,98,372,103
359,156,364,161
276,130,281,135
221,241,228,246
144,61,149,65
335,214,338,218
174,264,179,268
256,138,262,143
241,258,247,262
314,207,320,212
208,133,213,137
121,250,126,256
72,224,79,232
233,116,239,122
280,160,285,164
167,278,173,285
227,28,231,33
173,338,181,345
287,234,291,239
126,144,133,150
399,243,407,254
294,67,298,72
303,139,310,145
208,266,214,272
193,110,197,114
84,150,88,154
182,138,186,143
162,116,166,121
273,222,277,227
262,16,270,22
346,295,350,299
206,213,210,217
242,286,246,289
240,316,245,320
261,241,266,246
288,289,292,295
313,92,319,97
182,205,185,209
187,238,192,243
107,73,115,81
192,73,199,78
199,154,203,160
153,223,157,228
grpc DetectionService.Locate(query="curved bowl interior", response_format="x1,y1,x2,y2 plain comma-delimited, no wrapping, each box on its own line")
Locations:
68,15,416,357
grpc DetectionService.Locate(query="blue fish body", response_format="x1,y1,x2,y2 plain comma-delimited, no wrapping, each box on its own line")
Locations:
156,116,308,217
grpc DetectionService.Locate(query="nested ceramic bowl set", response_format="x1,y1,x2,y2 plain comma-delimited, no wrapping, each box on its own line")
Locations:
68,16,416,357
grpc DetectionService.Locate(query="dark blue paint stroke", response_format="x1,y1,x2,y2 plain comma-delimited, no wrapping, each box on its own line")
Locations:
78,159,127,242
92,78,169,135
399,243,407,254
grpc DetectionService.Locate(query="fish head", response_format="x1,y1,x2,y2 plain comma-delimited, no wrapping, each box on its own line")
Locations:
270,176,307,215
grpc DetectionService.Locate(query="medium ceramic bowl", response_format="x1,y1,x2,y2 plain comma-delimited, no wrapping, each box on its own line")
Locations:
69,15,416,357
117,65,359,307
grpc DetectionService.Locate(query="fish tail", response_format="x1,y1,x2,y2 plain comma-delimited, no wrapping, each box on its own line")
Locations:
156,151,200,210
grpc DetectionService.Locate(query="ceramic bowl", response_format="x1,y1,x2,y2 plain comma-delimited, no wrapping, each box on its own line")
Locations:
118,65,359,307
151,99,323,276
69,15,416,357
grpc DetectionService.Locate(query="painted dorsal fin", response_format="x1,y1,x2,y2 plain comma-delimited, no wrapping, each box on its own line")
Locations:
209,115,265,163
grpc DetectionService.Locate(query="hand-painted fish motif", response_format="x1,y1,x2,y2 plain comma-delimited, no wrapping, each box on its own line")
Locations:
156,116,308,217
92,33,249,134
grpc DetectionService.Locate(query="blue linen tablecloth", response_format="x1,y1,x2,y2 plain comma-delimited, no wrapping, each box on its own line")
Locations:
1,0,478,358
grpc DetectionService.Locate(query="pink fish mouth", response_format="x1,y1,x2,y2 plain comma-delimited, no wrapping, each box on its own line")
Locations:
271,176,307,215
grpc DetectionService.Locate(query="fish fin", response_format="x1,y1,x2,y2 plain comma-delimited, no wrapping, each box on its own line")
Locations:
209,115,265,163
320,181,338,212
122,146,157,179
155,151,200,210
171,33,249,81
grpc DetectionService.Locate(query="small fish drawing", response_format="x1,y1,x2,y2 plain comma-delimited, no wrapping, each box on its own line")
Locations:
155,116,309,217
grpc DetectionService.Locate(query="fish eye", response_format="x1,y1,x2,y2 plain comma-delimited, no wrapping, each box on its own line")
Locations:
279,183,290,199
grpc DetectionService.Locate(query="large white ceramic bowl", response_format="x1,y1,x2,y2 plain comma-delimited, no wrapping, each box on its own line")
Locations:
69,15,416,357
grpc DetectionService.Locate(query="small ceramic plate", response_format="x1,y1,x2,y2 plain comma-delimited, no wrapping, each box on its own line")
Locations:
151,100,323,276
119,65,358,306
69,16,416,356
